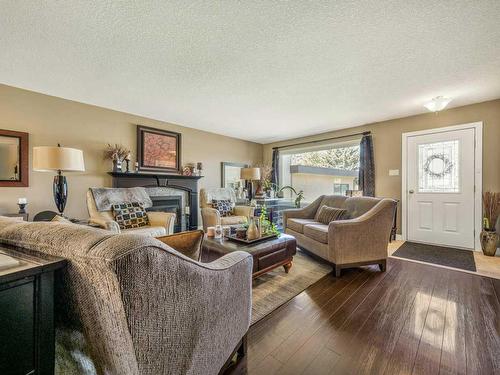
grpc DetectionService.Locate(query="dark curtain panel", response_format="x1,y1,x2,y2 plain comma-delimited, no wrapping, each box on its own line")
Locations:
358,134,375,196
271,148,280,186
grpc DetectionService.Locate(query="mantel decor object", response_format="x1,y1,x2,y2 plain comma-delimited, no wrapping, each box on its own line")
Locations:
103,144,129,173
33,145,85,216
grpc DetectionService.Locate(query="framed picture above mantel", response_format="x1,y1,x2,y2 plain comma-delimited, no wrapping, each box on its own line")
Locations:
137,125,181,173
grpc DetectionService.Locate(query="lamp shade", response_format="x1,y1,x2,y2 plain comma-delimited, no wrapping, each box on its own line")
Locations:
33,146,85,172
240,167,261,180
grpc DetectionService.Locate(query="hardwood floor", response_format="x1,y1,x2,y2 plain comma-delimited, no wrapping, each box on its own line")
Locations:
229,258,500,375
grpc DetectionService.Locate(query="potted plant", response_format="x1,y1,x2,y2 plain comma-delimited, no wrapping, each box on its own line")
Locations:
481,191,499,256
278,185,305,208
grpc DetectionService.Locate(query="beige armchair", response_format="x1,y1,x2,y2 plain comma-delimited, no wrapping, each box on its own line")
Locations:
283,195,397,277
86,189,175,236
200,188,254,231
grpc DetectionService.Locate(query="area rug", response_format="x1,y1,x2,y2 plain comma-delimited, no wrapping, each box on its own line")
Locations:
391,241,476,272
251,249,331,325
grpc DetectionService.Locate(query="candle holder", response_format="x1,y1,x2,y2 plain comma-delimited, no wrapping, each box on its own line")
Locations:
18,203,27,214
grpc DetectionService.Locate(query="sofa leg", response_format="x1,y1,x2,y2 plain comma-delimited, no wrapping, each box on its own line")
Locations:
379,260,387,272
238,334,247,357
335,265,342,277
219,334,247,374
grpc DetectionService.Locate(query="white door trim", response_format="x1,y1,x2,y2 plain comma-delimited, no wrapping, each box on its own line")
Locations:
401,122,483,250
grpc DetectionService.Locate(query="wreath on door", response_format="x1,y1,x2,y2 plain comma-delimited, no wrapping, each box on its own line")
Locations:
423,153,454,178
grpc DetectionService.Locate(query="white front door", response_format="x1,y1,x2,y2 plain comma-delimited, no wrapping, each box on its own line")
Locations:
406,127,476,249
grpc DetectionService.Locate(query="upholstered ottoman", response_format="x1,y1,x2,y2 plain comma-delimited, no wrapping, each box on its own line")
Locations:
201,233,297,278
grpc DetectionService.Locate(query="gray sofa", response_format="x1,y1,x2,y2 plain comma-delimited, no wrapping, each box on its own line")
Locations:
283,195,397,276
0,217,252,375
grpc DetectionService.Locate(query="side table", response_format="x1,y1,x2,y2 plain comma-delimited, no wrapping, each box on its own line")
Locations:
0,245,66,375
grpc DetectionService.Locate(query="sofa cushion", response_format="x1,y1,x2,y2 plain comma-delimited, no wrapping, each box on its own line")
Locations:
316,206,347,224
314,196,348,221
124,226,166,237
112,202,150,229
286,218,319,234
303,224,329,244
221,216,247,226
212,199,234,217
343,196,381,219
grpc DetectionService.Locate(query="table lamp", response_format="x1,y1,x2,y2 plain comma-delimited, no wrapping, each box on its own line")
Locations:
240,167,261,200
33,145,85,216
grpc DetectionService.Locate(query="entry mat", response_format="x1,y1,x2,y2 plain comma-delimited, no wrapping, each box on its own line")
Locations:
392,241,476,272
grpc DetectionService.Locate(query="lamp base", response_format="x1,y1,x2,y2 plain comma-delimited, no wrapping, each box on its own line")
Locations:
53,173,68,215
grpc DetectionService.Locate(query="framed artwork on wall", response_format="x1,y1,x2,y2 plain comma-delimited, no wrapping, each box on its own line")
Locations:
137,125,181,173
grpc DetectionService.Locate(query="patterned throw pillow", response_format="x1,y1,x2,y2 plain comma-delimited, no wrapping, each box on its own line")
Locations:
317,205,347,225
112,202,150,229
212,199,234,217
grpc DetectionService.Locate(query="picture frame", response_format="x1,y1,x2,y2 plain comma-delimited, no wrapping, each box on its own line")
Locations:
137,125,181,173
221,162,248,189
0,129,29,187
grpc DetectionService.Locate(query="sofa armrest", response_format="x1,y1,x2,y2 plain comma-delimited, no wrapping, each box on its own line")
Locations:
113,246,253,374
201,207,221,231
233,205,254,218
155,230,204,261
88,217,121,233
147,211,176,234
328,199,397,264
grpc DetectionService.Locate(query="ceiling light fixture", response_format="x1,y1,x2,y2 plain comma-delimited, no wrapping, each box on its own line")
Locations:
423,96,453,112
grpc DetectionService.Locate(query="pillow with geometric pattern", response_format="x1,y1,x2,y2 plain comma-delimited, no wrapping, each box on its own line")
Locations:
212,199,234,217
112,202,150,230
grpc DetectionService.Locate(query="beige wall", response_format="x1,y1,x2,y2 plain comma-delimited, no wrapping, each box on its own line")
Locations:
264,99,500,231
0,84,263,219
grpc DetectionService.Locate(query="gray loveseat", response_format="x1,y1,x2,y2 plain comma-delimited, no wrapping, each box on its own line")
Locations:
0,217,252,375
283,195,397,276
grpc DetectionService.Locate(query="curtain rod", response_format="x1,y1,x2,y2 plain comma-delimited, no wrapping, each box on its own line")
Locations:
271,131,371,150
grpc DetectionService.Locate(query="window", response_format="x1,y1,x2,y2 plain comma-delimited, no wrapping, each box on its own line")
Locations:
333,183,350,195
418,140,460,193
279,142,360,205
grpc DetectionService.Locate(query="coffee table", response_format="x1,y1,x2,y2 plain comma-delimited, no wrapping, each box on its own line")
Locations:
201,233,297,278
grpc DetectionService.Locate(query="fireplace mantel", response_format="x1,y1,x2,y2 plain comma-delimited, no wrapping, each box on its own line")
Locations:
108,172,203,231
108,172,203,182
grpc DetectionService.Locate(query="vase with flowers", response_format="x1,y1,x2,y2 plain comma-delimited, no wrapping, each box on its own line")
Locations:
481,191,499,256
104,144,130,173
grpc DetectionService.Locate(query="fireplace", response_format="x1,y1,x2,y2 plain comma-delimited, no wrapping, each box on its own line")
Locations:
148,195,185,232
109,172,202,232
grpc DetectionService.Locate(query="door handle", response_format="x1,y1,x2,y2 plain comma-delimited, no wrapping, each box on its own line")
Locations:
409,190,414,194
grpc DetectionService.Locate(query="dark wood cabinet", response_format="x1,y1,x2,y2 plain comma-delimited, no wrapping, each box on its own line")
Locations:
0,246,66,375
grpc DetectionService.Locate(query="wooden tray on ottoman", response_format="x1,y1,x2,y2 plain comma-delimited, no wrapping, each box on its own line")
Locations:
201,233,297,278
225,233,277,244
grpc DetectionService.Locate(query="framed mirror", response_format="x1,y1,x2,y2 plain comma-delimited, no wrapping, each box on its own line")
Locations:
0,129,29,187
221,162,248,189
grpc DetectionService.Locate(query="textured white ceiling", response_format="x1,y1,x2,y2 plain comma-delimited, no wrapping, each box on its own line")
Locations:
1,1,500,144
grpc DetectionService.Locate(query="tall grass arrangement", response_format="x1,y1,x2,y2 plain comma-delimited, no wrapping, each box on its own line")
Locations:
482,191,500,231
